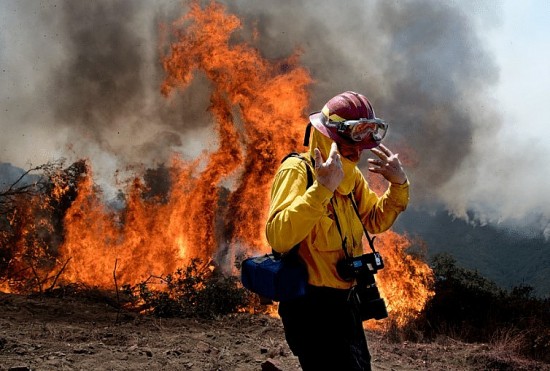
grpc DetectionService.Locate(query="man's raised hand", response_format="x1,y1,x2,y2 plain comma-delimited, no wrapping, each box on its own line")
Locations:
368,144,408,185
314,142,344,192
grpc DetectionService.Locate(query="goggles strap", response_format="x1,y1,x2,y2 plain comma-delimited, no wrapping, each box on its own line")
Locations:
303,122,312,147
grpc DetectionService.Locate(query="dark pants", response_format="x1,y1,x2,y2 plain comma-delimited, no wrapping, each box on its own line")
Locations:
278,285,371,371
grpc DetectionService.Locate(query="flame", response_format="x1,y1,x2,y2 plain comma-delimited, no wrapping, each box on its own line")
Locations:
55,0,311,287
371,231,435,328
0,0,434,328
160,0,312,254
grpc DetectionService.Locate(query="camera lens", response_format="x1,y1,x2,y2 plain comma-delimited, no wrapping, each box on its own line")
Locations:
354,283,388,321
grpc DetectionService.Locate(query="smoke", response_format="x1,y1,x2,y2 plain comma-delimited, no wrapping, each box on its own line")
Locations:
0,0,548,233
224,0,499,197
0,0,214,195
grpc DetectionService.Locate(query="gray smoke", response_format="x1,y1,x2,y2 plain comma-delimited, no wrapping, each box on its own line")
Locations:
0,0,214,195
1,0,548,234
225,0,499,201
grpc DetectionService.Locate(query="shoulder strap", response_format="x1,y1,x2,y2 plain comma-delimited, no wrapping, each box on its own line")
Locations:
281,152,313,188
273,153,314,259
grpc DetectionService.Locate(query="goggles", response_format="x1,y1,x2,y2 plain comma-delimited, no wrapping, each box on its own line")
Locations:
326,118,388,143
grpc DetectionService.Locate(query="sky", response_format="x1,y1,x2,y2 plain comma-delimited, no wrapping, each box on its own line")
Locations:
0,0,549,236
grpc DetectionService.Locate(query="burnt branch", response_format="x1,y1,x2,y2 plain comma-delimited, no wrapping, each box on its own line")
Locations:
29,262,43,294
47,258,73,292
114,259,122,323
0,162,59,216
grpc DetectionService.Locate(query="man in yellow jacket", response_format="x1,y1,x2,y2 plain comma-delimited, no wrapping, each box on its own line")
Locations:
266,91,409,370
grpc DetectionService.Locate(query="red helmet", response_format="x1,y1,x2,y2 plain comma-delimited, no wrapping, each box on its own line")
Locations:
308,91,387,150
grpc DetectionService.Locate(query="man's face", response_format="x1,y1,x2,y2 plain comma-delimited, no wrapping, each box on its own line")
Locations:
337,141,362,163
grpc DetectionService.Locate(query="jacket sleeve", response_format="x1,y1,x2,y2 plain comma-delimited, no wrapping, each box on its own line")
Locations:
353,169,410,234
265,160,333,253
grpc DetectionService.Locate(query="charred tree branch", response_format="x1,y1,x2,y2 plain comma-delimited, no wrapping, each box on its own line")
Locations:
47,258,72,292
113,259,122,324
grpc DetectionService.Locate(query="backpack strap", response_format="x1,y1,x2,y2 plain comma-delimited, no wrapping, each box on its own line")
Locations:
281,152,314,188
272,153,314,259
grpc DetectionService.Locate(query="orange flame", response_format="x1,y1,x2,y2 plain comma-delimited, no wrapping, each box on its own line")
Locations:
1,0,435,328
372,231,435,328
56,0,311,286
161,1,312,254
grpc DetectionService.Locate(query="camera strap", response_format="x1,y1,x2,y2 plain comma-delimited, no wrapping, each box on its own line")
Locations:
348,193,378,254
329,194,378,258
329,197,351,260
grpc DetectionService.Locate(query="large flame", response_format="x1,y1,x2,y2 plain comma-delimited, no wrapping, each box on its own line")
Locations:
56,0,311,286
1,1,433,327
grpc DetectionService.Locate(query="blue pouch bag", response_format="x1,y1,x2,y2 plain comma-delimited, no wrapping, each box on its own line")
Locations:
241,253,307,302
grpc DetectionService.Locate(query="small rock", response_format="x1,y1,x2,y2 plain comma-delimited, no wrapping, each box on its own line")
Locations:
195,341,211,353
14,347,28,355
9,367,32,371
261,358,283,371
260,347,268,354
73,346,96,355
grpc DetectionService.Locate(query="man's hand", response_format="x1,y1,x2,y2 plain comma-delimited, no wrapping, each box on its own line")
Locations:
368,144,408,184
314,142,344,192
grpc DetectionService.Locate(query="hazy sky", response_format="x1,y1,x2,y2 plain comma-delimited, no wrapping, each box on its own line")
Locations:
0,0,549,235
459,0,550,232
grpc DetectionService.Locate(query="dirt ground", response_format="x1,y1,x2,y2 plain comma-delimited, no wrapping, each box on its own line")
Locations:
0,293,547,371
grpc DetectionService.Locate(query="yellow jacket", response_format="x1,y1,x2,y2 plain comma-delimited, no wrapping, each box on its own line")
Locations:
265,129,409,289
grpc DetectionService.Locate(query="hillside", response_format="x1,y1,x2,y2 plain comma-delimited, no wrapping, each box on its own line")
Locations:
394,207,550,297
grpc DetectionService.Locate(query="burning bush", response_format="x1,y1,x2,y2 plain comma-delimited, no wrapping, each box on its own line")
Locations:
122,258,253,319
0,160,87,293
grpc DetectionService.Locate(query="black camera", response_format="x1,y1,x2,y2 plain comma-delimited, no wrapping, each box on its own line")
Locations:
336,252,384,282
337,252,388,321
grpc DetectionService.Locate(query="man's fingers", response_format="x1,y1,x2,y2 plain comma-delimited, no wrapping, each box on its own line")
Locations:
317,143,343,170
371,144,396,162
377,143,393,157
368,158,384,166
314,148,323,169
370,147,388,161
328,142,340,160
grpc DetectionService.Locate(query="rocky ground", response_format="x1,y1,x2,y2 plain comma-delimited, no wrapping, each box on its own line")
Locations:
0,293,547,371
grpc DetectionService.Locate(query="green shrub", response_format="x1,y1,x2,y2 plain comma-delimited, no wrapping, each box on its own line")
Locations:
412,253,550,363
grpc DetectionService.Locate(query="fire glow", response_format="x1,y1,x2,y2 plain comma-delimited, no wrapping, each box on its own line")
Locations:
1,1,433,328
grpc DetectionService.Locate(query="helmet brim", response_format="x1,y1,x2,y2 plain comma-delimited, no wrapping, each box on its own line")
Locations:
308,111,380,150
